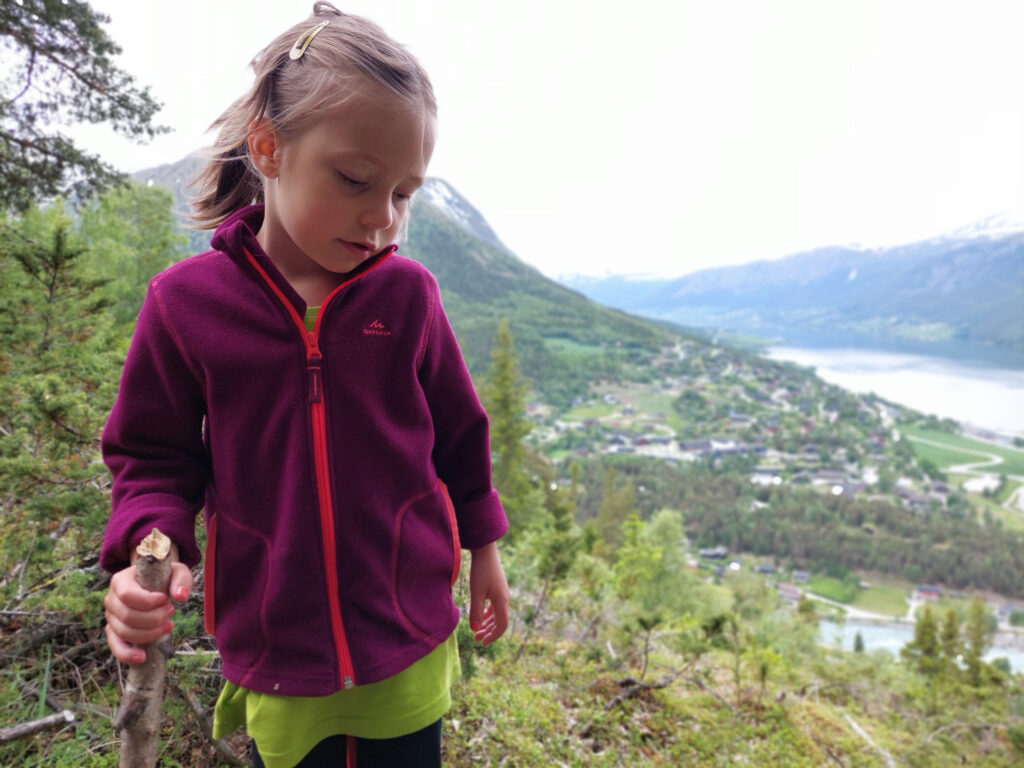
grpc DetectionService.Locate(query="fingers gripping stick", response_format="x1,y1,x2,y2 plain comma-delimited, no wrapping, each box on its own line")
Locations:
113,528,174,767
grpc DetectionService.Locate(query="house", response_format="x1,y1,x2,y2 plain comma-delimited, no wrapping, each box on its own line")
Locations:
699,545,729,560
896,487,932,513
755,563,777,574
792,570,810,583
913,584,942,601
778,583,803,603
680,439,713,454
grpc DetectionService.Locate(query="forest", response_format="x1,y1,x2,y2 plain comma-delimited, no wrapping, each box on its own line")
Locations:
2,1,1023,765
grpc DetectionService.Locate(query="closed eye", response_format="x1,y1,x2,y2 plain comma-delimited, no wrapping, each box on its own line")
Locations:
338,172,367,189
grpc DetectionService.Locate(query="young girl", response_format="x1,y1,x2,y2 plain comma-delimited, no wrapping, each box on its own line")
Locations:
100,4,509,766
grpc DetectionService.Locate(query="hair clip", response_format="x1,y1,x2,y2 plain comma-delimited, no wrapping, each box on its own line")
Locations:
289,20,330,60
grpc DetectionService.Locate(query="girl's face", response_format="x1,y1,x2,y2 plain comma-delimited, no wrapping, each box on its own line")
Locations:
252,90,435,283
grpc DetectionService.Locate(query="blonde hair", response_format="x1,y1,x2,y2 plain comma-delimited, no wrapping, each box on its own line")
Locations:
191,2,436,228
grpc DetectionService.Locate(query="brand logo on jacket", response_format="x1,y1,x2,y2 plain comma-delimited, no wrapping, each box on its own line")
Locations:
363,319,392,336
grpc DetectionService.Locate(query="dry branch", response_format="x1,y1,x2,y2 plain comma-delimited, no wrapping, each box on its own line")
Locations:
169,681,245,767
113,528,173,768
0,710,75,743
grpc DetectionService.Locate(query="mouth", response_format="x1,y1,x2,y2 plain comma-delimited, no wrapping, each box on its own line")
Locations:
340,239,375,255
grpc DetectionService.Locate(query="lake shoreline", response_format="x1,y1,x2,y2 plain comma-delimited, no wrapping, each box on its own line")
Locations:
764,345,1024,438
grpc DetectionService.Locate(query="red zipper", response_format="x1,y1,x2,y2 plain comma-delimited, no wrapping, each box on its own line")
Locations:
243,248,363,689
304,329,355,688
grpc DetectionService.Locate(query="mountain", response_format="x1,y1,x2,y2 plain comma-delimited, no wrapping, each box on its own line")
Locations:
559,220,1024,354
136,158,680,406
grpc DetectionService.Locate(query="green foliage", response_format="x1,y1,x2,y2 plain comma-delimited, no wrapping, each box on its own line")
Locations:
0,203,122,609
964,597,994,687
594,467,639,551
480,319,532,518
78,182,188,323
902,605,941,676
0,0,166,209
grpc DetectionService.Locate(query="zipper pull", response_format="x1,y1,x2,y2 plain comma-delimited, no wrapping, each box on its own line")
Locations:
305,332,323,404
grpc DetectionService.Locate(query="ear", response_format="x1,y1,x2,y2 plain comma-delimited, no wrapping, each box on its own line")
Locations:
248,120,282,179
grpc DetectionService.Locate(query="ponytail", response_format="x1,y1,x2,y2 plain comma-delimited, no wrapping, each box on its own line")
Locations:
190,2,435,229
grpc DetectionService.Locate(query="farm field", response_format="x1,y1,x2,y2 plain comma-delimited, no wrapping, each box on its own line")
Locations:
901,425,1024,475
852,583,911,617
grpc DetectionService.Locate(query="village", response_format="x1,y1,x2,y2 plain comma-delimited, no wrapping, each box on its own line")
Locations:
526,338,1024,650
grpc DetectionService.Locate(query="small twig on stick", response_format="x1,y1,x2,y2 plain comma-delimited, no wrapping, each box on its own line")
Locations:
0,710,75,744
113,528,173,768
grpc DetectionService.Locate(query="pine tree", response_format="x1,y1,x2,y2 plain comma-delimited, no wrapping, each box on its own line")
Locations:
963,598,993,687
595,466,639,551
0,0,166,210
938,607,961,675
0,204,121,609
481,318,534,531
902,604,941,676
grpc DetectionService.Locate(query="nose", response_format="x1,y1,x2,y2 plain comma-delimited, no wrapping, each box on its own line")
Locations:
359,193,394,231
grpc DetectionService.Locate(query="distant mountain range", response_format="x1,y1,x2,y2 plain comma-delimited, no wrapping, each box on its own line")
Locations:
559,218,1024,355
136,157,678,406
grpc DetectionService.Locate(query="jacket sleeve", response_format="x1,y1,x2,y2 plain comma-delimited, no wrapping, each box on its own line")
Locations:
100,278,208,573
418,279,508,550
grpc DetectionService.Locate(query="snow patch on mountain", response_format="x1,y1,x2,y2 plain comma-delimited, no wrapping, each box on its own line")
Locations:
421,178,471,229
418,178,508,253
944,213,1024,241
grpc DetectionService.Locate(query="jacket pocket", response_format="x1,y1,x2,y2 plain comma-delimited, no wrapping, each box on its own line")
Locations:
391,484,459,639
207,511,271,671
203,512,217,636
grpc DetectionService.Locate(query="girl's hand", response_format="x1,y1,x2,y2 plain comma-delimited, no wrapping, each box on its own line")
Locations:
103,544,193,665
468,541,509,646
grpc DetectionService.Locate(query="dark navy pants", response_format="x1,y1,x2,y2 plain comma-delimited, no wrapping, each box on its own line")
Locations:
249,718,442,767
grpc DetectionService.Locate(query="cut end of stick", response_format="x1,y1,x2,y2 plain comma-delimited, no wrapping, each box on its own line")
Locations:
137,528,171,561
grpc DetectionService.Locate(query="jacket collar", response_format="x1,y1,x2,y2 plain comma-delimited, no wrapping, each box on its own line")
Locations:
211,204,399,312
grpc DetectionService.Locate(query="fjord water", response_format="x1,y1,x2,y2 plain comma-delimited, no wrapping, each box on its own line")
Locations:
820,620,1024,672
765,346,1024,436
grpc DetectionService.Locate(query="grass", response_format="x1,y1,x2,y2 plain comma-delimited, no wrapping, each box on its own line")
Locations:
851,585,910,617
910,440,990,470
563,402,617,421
997,479,1021,505
976,495,1024,534
901,425,1024,476
806,576,857,604
542,337,608,358
630,392,687,433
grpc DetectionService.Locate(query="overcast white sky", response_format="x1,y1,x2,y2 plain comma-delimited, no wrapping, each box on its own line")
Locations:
70,0,1024,279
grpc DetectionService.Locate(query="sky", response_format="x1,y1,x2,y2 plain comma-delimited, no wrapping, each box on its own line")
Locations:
69,0,1024,279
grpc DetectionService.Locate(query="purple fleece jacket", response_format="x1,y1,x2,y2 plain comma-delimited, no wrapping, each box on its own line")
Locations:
100,205,507,695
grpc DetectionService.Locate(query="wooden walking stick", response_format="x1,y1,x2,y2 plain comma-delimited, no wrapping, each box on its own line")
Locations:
113,528,174,767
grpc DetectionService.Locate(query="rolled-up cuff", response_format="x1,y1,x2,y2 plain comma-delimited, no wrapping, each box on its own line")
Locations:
453,490,508,550
100,495,201,572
